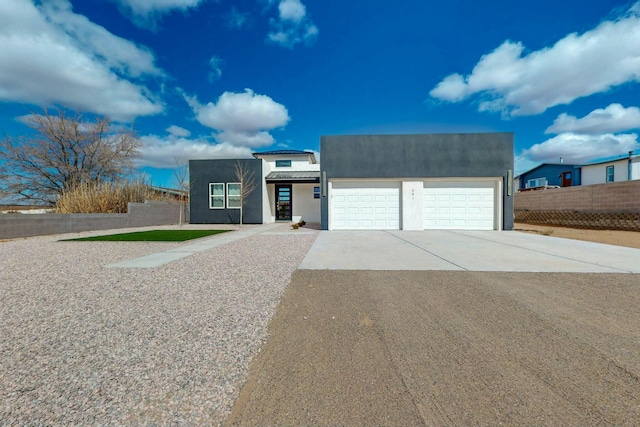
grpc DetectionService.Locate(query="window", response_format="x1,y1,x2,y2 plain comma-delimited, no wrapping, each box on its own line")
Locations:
227,183,241,209
606,165,614,183
526,177,547,188
313,186,320,199
209,183,225,209
275,160,291,167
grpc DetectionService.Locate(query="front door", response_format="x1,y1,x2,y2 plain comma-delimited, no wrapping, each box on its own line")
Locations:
276,185,292,221
561,171,572,187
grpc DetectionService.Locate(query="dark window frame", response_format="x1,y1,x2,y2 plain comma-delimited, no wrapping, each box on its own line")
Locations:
275,159,292,167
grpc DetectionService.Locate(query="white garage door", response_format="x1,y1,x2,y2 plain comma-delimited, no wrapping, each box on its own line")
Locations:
424,182,495,230
331,181,400,230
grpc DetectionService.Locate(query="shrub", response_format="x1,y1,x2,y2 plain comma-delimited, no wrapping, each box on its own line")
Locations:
54,181,171,214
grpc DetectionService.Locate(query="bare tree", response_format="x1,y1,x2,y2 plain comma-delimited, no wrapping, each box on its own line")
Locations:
234,161,257,225
0,164,8,204
172,157,190,226
0,109,141,205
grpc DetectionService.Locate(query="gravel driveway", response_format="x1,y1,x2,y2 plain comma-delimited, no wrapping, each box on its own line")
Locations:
0,224,317,425
227,270,640,426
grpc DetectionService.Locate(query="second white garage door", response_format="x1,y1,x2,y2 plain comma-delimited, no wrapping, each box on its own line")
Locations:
423,181,496,230
331,181,400,230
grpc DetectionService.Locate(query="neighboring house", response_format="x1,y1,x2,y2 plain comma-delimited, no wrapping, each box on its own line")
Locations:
189,150,320,224
150,186,188,201
515,163,581,190
319,133,514,230
189,133,514,230
581,153,640,185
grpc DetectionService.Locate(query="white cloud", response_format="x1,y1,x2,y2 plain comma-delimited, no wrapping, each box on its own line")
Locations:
166,125,191,137
546,104,640,134
41,0,163,78
185,88,290,148
208,56,224,82
110,0,204,27
279,0,306,22
267,0,318,48
430,3,640,116
216,130,276,147
226,7,251,30
138,134,253,169
514,155,540,176
523,133,640,164
0,0,163,121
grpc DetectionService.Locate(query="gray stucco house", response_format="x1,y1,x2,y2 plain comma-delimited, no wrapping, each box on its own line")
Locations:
189,133,514,230
189,150,320,225
320,133,514,230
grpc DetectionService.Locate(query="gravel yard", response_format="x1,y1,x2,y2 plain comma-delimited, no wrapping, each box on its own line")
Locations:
0,224,317,425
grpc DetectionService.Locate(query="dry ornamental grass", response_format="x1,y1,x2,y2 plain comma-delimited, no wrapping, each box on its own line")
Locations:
54,181,172,213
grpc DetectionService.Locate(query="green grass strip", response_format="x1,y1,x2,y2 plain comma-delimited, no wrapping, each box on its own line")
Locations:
62,229,230,242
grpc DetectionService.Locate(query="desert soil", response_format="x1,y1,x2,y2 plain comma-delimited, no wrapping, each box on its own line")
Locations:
226,270,640,427
515,222,640,249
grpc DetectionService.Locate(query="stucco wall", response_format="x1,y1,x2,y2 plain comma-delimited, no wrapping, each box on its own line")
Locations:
292,184,321,223
320,133,514,230
189,159,263,224
259,156,319,172
0,201,181,239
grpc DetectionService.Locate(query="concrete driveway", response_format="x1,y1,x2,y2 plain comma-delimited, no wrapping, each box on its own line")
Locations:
299,230,640,272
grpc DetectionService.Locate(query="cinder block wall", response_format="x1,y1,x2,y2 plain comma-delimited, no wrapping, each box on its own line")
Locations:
515,211,640,230
515,181,640,230
0,201,182,239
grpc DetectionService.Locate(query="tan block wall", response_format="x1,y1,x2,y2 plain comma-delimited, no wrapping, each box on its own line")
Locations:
515,181,640,212
515,180,640,231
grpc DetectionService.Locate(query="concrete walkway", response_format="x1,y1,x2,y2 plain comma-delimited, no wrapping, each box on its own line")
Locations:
299,230,640,272
104,223,304,268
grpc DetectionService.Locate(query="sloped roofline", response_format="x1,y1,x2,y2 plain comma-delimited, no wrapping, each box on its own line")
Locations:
514,162,580,179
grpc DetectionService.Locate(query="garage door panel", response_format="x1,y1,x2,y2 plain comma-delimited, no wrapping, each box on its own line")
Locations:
468,206,481,215
331,182,400,230
424,182,496,230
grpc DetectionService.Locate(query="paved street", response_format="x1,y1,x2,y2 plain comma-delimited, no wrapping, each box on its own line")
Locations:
226,270,640,426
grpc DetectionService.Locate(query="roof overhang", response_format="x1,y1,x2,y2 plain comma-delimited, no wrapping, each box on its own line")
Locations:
253,150,317,164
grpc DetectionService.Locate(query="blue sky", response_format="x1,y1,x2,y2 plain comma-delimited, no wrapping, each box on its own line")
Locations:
1,0,640,187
